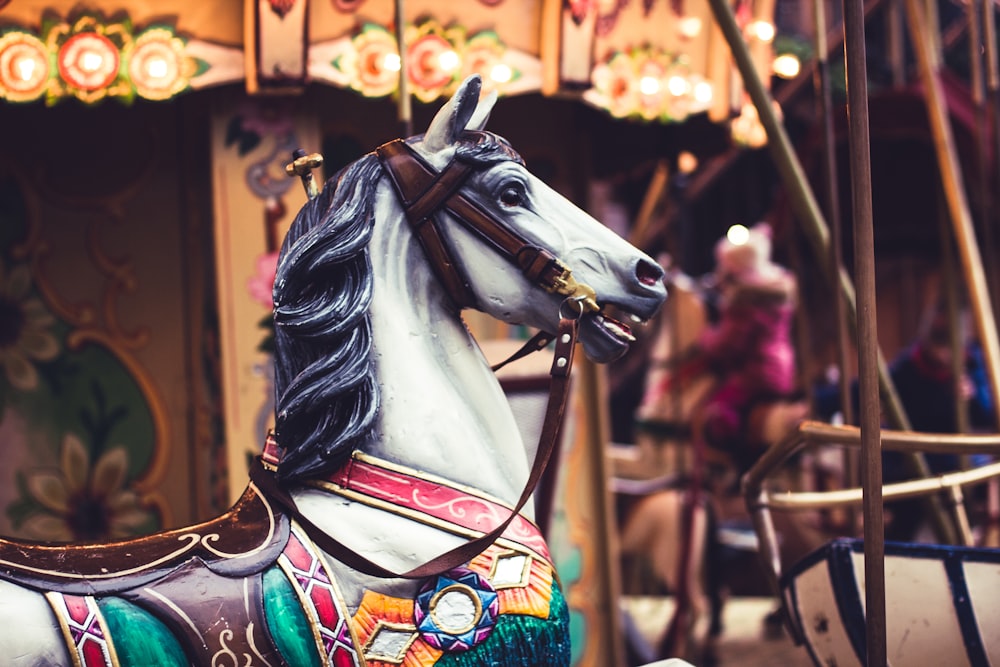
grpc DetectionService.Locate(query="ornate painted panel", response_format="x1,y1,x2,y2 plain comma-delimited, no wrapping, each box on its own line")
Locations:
0,98,218,538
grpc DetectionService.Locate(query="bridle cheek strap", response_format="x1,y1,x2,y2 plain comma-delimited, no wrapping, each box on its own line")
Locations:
376,138,582,312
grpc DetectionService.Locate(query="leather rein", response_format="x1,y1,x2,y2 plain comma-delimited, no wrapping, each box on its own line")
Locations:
251,137,601,579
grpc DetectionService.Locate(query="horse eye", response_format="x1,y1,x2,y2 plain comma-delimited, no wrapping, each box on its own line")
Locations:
499,185,524,208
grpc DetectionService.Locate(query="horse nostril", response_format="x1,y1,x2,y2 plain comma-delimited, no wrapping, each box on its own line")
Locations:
636,259,664,287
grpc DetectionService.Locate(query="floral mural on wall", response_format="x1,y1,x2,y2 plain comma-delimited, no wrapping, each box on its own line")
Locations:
0,174,161,542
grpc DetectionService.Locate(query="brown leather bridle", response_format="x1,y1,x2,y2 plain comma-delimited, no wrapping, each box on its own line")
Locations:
375,137,600,315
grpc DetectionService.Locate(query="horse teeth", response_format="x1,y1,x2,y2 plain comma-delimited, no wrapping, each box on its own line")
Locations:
597,315,635,342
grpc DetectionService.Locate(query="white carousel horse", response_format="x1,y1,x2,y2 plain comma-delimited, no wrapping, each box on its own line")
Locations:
0,75,666,666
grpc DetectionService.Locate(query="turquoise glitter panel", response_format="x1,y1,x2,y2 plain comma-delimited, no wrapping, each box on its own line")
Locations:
262,565,323,667
97,596,188,667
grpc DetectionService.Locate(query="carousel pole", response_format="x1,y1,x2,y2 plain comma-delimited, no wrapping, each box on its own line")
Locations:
842,0,887,663
902,0,1000,431
704,0,958,545
815,0,859,535
394,0,412,137
982,0,1000,317
814,1,852,428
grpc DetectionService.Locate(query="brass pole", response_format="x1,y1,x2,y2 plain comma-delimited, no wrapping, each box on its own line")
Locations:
966,0,999,337
815,0,858,536
704,0,957,545
394,0,412,137
843,0,887,663
903,0,1000,430
814,1,853,427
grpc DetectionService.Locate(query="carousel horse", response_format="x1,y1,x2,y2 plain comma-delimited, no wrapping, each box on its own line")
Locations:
614,267,807,664
0,75,666,667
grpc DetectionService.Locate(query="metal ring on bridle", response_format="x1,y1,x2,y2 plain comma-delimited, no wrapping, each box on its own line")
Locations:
559,296,589,320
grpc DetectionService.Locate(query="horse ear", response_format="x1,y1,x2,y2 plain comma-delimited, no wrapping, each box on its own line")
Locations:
467,90,497,131
423,75,483,152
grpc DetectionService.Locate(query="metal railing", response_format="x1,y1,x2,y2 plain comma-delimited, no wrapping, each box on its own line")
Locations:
741,420,1000,643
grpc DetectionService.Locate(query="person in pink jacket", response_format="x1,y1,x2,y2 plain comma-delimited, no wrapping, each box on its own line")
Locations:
692,223,797,452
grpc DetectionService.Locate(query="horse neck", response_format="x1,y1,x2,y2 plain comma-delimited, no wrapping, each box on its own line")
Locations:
357,189,531,506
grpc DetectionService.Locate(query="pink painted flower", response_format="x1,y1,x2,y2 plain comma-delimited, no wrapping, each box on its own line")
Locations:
352,24,399,97
248,252,279,310
407,32,457,101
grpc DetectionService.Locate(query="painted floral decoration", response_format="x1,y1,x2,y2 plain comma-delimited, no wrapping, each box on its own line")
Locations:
20,432,150,542
0,13,207,105
332,20,519,102
584,45,714,123
0,258,59,392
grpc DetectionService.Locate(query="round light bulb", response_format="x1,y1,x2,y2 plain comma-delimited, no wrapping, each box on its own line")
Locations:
490,63,512,83
678,16,703,38
727,224,750,246
81,50,103,72
750,20,776,42
145,56,168,79
639,75,660,96
438,49,459,72
383,53,401,72
772,53,800,79
15,56,36,81
693,81,713,104
667,75,690,96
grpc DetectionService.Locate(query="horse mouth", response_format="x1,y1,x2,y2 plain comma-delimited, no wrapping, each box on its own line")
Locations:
594,309,638,343
579,302,651,362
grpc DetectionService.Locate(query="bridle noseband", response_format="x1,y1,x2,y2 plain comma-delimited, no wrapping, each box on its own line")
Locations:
375,137,600,315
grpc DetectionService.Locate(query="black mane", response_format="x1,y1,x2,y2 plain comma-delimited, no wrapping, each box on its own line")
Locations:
271,154,382,481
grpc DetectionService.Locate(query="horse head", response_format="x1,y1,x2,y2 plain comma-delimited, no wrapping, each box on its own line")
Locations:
397,75,667,364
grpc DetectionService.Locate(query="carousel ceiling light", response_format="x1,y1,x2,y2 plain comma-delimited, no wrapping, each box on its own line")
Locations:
639,75,660,96
16,54,37,81
129,28,194,100
1,14,219,105
726,224,750,246
584,46,712,123
666,75,689,96
772,53,800,79
146,57,168,79
383,52,402,72
58,32,120,93
490,63,512,83
693,80,713,104
748,20,776,43
677,16,703,39
437,49,459,73
0,32,49,102
328,20,526,101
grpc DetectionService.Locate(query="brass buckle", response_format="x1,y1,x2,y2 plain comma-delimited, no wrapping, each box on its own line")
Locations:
549,263,600,314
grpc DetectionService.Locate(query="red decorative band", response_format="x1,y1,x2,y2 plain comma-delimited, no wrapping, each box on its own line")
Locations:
263,432,282,468
322,453,551,561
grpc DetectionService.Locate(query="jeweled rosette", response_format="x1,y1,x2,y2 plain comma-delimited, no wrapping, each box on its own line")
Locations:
351,24,398,97
0,32,49,102
57,32,119,91
128,28,189,100
414,567,499,652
